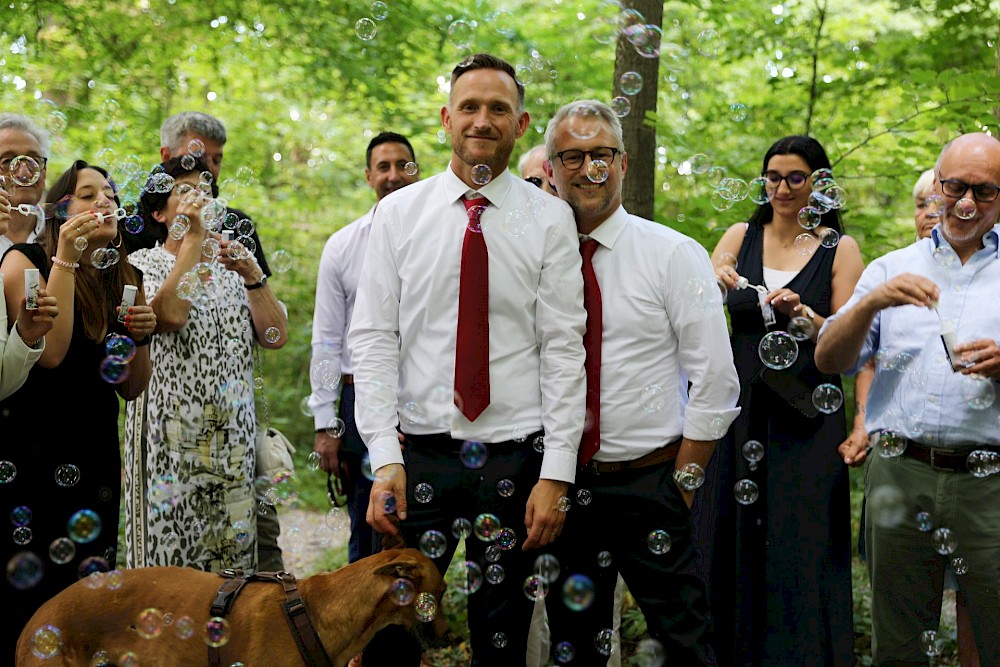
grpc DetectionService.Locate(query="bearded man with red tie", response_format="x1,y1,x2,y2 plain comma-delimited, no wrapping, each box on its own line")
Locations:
349,54,587,665
540,99,740,665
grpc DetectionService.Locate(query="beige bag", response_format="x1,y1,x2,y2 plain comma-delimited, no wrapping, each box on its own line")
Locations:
256,426,295,479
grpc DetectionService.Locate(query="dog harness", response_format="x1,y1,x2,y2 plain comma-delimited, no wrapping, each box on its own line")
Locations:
207,569,334,667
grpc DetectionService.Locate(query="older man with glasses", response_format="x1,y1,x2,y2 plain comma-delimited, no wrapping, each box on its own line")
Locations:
817,132,1000,666
0,114,49,258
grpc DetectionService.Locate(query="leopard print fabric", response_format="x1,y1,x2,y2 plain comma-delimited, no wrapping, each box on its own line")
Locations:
124,245,257,572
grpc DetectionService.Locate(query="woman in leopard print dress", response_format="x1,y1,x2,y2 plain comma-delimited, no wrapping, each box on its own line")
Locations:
124,157,286,572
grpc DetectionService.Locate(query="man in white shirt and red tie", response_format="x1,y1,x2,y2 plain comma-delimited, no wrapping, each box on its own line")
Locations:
309,132,420,565
349,54,587,664
540,100,741,665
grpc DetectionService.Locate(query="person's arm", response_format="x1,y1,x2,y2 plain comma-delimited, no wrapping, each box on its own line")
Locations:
349,204,406,535
0,275,55,400
816,269,939,374
712,222,748,290
117,286,156,401
1,213,99,367
310,234,348,474
839,359,874,466
667,241,741,507
521,205,587,551
149,204,208,332
217,243,287,349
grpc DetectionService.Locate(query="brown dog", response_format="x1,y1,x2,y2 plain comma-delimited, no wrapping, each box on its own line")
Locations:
16,547,446,666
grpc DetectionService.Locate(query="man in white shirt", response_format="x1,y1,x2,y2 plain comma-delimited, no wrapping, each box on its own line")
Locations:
308,131,420,564
540,100,740,665
0,114,48,259
349,53,587,664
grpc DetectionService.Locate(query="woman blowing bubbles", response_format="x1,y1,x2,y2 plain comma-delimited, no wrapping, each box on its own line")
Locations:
0,160,155,662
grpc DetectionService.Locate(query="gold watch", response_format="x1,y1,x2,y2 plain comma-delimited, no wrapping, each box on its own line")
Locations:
801,305,817,322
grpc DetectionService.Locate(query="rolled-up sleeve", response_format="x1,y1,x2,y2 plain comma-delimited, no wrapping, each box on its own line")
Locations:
664,241,740,440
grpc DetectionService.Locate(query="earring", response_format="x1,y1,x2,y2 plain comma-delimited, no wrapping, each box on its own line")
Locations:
112,231,122,248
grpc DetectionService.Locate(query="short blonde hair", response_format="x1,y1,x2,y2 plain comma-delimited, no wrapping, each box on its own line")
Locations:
913,168,935,199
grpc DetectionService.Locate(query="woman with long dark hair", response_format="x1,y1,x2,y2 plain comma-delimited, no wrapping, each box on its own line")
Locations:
693,136,864,666
0,160,155,661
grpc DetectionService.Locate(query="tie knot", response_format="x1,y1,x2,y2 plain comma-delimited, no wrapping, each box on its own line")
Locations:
580,238,599,260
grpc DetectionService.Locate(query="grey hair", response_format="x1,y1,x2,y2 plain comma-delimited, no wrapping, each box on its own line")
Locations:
544,100,624,158
517,144,547,175
912,168,935,199
160,111,227,151
0,113,51,158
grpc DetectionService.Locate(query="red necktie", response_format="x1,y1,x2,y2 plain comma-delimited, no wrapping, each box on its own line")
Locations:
455,196,491,421
579,238,602,465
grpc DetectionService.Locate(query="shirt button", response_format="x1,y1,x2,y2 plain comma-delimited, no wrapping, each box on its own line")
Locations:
929,395,938,403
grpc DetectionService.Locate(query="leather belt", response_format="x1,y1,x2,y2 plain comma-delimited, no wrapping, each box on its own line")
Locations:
341,374,354,385
901,439,1000,473
586,438,682,475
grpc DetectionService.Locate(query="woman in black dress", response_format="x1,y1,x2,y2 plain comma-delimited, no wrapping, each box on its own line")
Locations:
692,136,865,666
0,161,156,661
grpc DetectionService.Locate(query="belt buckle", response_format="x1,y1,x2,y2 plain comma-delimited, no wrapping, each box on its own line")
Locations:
588,460,601,476
928,448,949,472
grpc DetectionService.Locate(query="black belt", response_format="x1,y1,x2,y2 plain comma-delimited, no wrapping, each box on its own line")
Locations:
403,430,543,452
900,439,1000,473
586,438,682,475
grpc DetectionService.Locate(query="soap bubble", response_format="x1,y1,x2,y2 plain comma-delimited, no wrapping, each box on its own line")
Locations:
869,485,906,528
418,529,447,558
794,233,819,256
741,440,765,471
811,383,844,413
953,198,976,220
674,462,705,490
787,316,815,341
797,207,822,230
447,19,475,50
960,374,995,410
460,440,488,469
619,71,643,95
819,228,840,248
404,161,418,176
565,104,602,140
610,96,631,118
587,160,609,183
734,479,759,504
924,194,946,219
355,18,377,40
932,527,957,555
758,331,798,370
646,529,671,554
562,574,596,611
371,1,389,20
471,164,492,186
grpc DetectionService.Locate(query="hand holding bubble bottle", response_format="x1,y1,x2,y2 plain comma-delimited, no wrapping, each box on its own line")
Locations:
714,251,776,325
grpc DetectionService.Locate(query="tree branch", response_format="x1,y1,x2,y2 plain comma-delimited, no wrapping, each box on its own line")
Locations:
805,0,828,136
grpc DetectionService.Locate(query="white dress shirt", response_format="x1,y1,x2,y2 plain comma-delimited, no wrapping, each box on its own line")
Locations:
0,272,44,401
307,206,374,430
349,166,587,483
586,206,741,461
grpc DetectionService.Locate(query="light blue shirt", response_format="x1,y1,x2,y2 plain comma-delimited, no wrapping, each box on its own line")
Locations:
822,224,1000,448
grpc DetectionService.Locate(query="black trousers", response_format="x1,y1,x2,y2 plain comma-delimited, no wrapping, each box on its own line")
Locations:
545,461,718,665
364,433,544,666
338,384,378,563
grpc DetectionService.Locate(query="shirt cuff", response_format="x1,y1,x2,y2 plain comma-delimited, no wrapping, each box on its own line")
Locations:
539,447,577,484
368,434,404,473
683,407,741,441
312,404,338,432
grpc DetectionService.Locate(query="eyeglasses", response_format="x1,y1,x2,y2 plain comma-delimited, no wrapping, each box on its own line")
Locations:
524,176,544,188
0,155,49,171
763,170,809,190
939,178,1000,203
552,147,619,170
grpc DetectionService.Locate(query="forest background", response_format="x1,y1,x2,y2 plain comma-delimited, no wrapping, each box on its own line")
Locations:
1,0,997,663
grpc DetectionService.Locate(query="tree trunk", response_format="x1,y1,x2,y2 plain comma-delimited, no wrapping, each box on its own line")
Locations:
995,15,999,123
614,0,663,221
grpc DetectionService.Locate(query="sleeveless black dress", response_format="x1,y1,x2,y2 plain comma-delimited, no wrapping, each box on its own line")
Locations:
692,223,853,666
0,243,134,662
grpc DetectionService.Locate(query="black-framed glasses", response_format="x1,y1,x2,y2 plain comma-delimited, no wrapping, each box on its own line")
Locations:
552,147,619,170
763,170,809,190
524,176,544,188
0,154,47,171
939,178,1000,203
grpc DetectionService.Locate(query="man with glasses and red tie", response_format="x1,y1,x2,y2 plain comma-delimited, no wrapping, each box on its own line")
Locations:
349,53,586,665
0,114,49,258
817,132,1000,665
539,99,739,665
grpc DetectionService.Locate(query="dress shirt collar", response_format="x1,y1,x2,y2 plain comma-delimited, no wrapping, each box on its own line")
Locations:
582,205,629,251
360,204,377,228
930,223,1000,259
443,164,514,208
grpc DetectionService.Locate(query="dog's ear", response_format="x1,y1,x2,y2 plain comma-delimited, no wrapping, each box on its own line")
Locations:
380,530,406,551
373,556,424,584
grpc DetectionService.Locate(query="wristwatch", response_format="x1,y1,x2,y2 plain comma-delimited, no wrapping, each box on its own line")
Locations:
245,275,268,291
801,304,817,322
